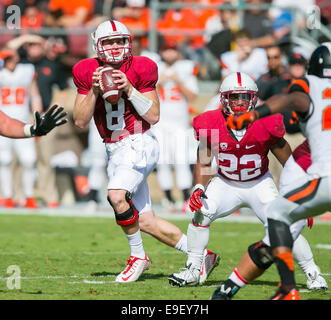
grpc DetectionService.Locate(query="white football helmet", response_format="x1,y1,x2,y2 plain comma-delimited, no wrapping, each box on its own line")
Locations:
91,20,132,64
220,72,258,116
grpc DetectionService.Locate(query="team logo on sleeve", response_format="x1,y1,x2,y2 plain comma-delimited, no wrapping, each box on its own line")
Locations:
220,142,228,150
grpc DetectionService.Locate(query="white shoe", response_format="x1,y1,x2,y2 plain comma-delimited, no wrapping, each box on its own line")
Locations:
168,263,200,287
199,249,220,284
306,269,328,291
115,254,150,283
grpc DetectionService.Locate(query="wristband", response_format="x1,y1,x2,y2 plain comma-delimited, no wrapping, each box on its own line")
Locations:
128,87,153,116
192,184,205,193
255,103,271,119
23,124,33,137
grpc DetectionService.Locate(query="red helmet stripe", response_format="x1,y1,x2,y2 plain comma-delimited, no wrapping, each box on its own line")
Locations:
109,20,117,31
237,72,242,86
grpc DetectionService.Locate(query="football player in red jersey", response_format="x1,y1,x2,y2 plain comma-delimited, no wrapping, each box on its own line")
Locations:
168,72,322,289
72,20,219,283
224,43,331,300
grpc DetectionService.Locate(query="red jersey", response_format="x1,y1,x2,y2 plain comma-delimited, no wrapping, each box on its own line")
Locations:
292,139,311,172
72,56,158,143
193,110,285,182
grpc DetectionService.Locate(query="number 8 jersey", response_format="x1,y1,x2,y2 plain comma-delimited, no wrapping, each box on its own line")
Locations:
193,109,285,182
72,56,158,143
0,63,35,122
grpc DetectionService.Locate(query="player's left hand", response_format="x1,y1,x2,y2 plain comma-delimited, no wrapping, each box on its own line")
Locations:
227,111,257,130
112,69,132,94
307,217,314,229
30,104,67,136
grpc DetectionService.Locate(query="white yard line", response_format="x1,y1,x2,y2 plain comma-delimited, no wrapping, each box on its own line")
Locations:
0,207,330,225
316,244,331,250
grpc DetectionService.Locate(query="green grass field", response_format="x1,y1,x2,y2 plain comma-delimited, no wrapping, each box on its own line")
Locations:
0,213,330,300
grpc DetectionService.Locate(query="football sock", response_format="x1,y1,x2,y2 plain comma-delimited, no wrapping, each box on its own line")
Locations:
229,268,248,288
174,234,188,254
274,252,296,291
292,234,317,275
187,222,209,268
125,230,145,259
268,218,295,291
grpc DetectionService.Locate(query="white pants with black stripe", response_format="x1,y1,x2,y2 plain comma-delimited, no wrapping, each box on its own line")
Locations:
266,173,331,226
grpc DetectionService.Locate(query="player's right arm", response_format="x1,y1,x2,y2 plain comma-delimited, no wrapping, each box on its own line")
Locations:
189,142,213,212
193,142,214,187
73,66,103,129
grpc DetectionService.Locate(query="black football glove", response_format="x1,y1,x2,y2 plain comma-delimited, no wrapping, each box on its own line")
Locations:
30,104,67,137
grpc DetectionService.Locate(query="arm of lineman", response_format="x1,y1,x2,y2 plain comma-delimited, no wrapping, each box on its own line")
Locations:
259,91,310,117
112,69,160,125
227,91,310,130
270,137,292,167
0,104,67,138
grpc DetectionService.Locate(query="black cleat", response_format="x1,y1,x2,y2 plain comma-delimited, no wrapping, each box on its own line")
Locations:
210,286,231,300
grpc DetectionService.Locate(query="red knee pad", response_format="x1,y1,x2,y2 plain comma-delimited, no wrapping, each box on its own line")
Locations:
107,192,139,226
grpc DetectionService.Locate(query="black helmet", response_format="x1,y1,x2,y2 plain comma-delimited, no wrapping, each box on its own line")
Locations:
307,42,331,78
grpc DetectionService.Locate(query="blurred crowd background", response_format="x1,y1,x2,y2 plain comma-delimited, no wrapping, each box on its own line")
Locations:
0,0,330,212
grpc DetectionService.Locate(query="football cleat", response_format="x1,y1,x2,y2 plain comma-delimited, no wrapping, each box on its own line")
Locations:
270,286,301,300
168,263,200,287
210,285,232,300
115,254,150,283
25,197,39,209
200,249,220,284
306,269,328,291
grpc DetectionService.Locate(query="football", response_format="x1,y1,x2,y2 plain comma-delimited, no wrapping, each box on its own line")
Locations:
99,66,122,104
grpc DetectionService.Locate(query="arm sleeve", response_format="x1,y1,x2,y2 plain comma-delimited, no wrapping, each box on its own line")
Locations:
288,76,310,94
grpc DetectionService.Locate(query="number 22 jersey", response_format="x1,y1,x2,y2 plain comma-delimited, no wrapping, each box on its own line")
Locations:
193,109,285,182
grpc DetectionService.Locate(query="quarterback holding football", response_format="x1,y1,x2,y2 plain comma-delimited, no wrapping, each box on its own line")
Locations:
72,20,219,283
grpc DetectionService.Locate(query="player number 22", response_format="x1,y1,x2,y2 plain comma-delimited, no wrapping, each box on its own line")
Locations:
218,153,262,181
